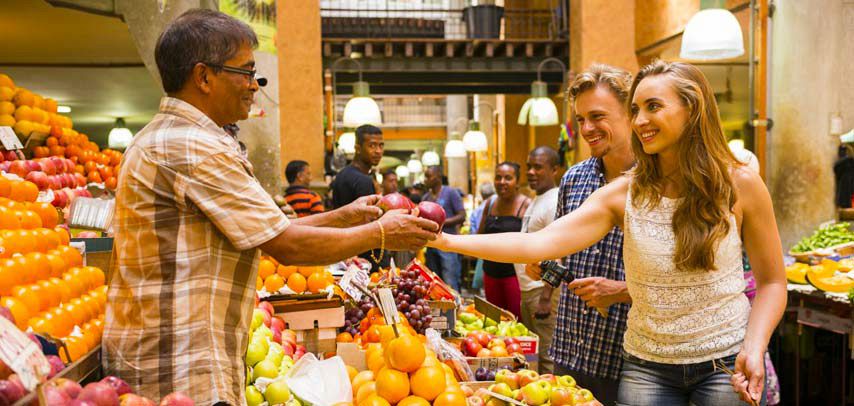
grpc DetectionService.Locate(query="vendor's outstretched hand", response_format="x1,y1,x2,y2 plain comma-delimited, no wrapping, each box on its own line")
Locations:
380,209,439,251
339,194,384,226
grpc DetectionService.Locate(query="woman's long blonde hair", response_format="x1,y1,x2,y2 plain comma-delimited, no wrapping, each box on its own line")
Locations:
628,60,738,271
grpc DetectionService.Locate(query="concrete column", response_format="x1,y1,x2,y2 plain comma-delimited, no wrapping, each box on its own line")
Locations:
769,0,852,247
116,0,281,194
277,1,324,187
475,94,498,192
446,95,469,193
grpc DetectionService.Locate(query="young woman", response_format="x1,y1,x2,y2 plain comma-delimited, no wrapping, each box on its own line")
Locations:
476,162,530,319
430,60,786,405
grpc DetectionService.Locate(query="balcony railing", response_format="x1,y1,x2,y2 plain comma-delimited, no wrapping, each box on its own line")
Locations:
320,0,567,41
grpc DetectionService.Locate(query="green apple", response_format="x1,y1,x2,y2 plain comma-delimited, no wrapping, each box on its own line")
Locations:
471,319,484,330
253,359,279,382
494,369,520,390
510,323,529,336
255,325,273,340
245,338,269,367
484,318,498,327
458,312,478,324
485,326,498,335
251,310,265,331
520,381,551,406
488,382,513,398
246,385,265,406
571,389,595,404
264,378,292,405
266,344,284,367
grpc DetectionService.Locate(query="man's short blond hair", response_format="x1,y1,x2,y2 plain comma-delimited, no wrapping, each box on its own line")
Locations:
568,63,633,106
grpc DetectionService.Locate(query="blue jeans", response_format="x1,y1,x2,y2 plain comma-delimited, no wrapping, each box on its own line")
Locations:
425,248,461,292
617,351,766,406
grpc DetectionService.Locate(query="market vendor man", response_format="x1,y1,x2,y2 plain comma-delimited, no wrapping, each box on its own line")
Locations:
102,9,439,406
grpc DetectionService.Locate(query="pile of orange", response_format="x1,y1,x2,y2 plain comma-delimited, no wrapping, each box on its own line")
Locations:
256,256,334,295
0,177,108,362
350,333,466,406
0,71,123,191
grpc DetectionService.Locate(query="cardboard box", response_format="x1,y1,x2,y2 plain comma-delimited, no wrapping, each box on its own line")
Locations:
428,300,457,331
269,297,345,354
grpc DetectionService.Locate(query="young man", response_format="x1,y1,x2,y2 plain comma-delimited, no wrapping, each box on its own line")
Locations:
423,165,466,291
284,160,324,217
381,169,398,195
515,146,561,373
548,64,635,405
331,124,383,208
104,10,438,405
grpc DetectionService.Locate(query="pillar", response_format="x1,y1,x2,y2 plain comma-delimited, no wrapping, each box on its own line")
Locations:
277,1,324,187
446,95,469,193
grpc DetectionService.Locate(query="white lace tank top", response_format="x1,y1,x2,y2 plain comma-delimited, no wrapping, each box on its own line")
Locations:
622,189,750,364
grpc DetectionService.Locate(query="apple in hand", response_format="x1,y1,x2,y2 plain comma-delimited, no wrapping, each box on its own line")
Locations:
520,381,552,406
378,193,414,212
517,369,540,387
494,369,520,390
417,201,446,230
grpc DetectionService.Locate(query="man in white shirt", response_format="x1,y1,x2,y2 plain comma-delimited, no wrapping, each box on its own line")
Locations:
516,146,561,373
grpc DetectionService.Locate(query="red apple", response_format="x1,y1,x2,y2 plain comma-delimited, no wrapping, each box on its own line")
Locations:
462,337,483,357
490,346,509,357
0,161,10,173
65,159,75,172
295,344,306,353
24,160,40,173
51,189,68,207
260,310,272,328
4,151,17,161
76,188,92,198
281,342,295,356
538,374,557,385
475,331,491,347
503,337,521,346
517,370,540,387
75,173,87,187
0,153,4,163
38,159,56,175
494,369,520,390
120,394,157,406
49,156,66,173
271,326,282,344
63,173,76,188
25,171,49,190
417,201,446,230
8,160,28,177
271,316,285,332
506,343,522,355
47,175,61,190
378,192,414,212
159,392,194,406
487,338,506,349
476,348,492,358
258,301,275,316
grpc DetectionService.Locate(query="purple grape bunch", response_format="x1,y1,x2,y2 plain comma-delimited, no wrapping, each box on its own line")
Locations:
391,270,433,333
342,297,371,336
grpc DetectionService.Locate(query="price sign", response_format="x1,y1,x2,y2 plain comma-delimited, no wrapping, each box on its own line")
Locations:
0,127,23,150
339,265,369,301
0,317,51,390
474,296,504,324
377,288,401,326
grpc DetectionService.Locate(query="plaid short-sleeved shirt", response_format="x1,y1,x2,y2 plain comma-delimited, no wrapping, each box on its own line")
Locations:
549,158,629,381
103,97,290,405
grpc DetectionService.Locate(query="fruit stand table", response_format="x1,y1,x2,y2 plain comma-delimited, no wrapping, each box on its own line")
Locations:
782,286,853,405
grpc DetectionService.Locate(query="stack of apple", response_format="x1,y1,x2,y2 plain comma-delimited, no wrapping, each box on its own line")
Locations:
32,375,195,406
465,369,600,406
460,331,524,359
378,193,446,230
0,156,91,208
455,311,531,338
245,300,306,406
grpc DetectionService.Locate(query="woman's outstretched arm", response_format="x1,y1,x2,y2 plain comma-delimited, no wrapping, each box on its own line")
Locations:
428,178,626,264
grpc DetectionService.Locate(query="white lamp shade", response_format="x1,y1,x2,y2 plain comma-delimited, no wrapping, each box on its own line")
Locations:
338,132,356,154
444,140,467,158
342,97,382,127
680,9,744,60
108,127,133,149
463,130,488,152
421,150,440,166
407,158,423,173
518,97,559,126
395,165,410,178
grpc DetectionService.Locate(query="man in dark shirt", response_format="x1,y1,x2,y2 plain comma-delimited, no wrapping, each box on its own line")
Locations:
332,124,386,270
284,160,324,217
332,124,383,208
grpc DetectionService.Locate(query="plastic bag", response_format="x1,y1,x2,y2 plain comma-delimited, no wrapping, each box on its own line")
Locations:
424,328,474,382
286,353,353,406
472,259,485,290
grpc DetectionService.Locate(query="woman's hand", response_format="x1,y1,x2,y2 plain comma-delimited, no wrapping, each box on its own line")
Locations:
731,349,764,405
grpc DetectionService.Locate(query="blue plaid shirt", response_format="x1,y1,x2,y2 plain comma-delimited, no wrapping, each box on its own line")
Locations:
549,157,629,380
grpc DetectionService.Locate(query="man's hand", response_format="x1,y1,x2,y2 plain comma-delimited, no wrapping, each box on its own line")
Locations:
567,277,629,309
525,263,543,281
338,195,384,227
379,209,439,251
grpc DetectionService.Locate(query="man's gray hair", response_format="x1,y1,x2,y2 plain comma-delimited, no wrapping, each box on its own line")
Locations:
479,182,495,199
155,8,258,93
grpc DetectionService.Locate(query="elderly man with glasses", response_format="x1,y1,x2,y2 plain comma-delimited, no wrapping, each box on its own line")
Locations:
103,9,439,405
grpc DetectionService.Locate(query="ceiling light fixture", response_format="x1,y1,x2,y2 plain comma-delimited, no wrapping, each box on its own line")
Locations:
57,105,71,113
680,0,745,60
518,57,567,127
108,118,133,150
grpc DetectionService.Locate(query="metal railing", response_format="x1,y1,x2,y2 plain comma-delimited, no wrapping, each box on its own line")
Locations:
320,0,567,40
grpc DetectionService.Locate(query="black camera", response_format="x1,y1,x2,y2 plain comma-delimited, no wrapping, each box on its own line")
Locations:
539,260,573,288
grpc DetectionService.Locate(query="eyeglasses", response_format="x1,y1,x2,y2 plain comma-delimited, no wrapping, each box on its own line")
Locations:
206,63,267,87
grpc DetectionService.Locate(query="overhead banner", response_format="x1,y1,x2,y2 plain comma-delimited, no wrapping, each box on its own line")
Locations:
220,0,277,54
